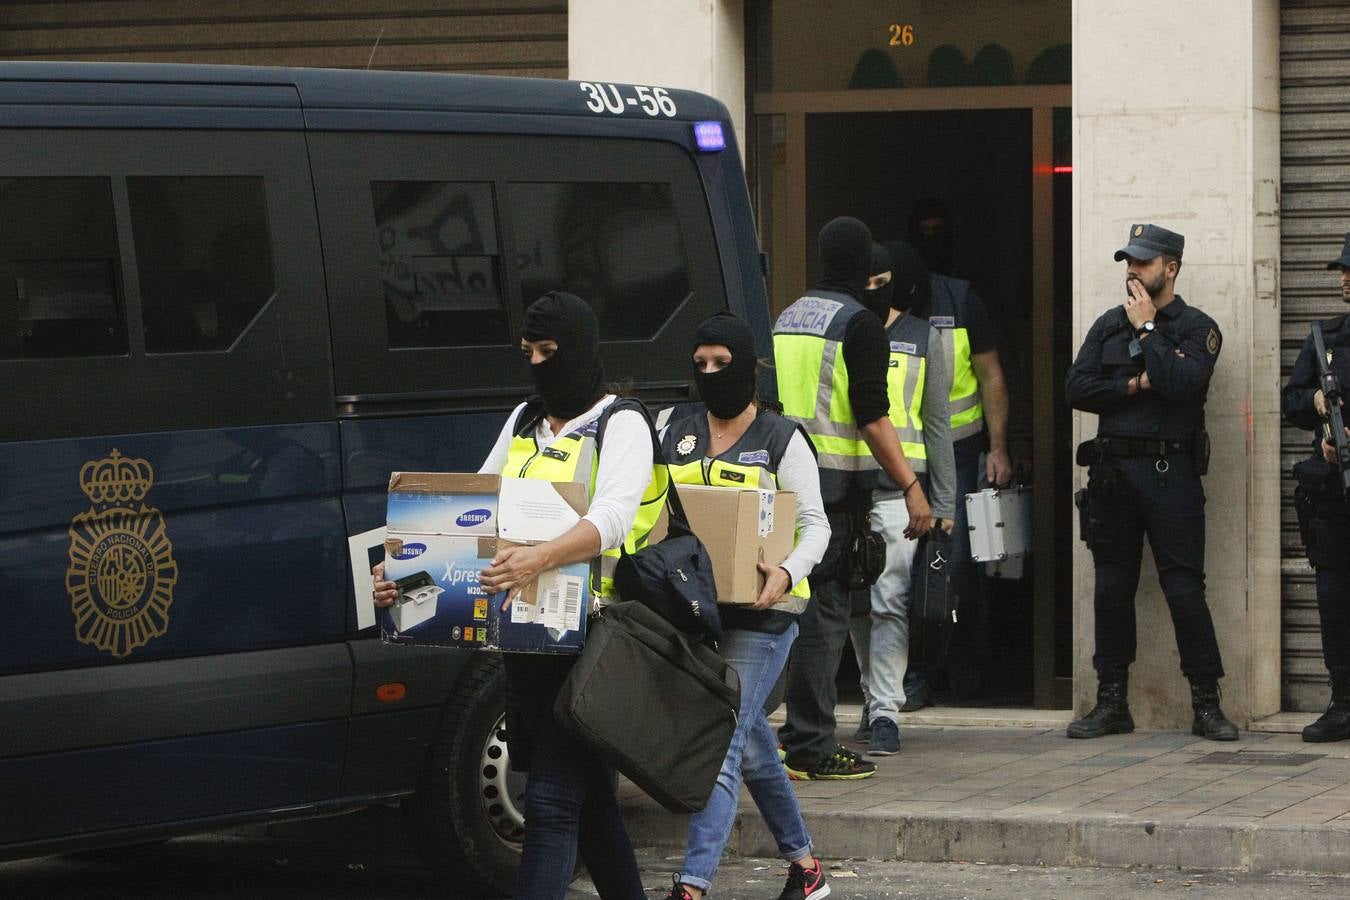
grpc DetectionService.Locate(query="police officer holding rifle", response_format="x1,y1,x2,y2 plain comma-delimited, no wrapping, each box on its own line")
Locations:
1282,232,1350,743
1066,223,1238,741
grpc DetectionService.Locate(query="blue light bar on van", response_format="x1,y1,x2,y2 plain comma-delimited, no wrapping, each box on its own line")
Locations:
693,121,726,152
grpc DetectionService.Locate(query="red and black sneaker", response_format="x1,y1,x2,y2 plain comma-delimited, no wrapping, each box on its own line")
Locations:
778,858,831,899
666,875,696,900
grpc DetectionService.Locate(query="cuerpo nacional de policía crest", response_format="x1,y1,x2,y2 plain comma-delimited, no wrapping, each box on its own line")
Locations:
66,449,178,658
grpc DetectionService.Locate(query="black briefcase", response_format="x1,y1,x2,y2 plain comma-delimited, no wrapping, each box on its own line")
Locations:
552,600,740,813
910,529,955,625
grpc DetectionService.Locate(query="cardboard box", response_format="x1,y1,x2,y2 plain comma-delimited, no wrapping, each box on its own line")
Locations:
380,472,501,647
966,486,1033,562
673,483,797,605
482,478,593,654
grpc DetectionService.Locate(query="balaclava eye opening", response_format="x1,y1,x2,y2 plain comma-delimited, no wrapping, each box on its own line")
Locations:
692,312,757,420
883,240,931,313
522,291,605,420
861,242,895,320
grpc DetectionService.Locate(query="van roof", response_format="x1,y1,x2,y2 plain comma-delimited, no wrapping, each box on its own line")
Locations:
0,61,731,123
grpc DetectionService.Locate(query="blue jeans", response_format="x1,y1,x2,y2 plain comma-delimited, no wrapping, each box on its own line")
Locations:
680,624,812,892
503,653,645,900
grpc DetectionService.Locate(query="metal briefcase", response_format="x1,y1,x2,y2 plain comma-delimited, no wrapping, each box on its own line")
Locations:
966,486,1032,566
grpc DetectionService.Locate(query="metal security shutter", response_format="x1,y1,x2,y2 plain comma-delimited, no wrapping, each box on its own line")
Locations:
0,0,566,78
1280,0,1350,711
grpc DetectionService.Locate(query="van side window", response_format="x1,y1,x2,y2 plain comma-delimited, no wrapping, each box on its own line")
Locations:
0,177,126,360
507,182,691,342
372,182,509,349
127,176,276,354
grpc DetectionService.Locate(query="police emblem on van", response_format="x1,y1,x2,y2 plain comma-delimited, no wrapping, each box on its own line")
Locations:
456,508,493,528
65,450,178,658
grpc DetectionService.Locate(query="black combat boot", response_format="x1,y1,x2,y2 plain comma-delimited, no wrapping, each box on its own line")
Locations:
1066,669,1134,738
1189,678,1239,741
1303,673,1350,743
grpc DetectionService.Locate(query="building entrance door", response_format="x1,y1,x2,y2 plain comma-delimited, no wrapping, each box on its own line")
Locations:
752,84,1071,708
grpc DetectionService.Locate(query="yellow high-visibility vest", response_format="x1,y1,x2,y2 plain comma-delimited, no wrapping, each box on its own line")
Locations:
662,409,810,603
503,399,667,598
773,293,878,504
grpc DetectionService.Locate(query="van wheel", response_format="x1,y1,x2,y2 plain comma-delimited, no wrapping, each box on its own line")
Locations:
404,654,525,897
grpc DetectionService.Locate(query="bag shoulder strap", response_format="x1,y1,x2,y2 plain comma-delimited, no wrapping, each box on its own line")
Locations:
601,397,697,539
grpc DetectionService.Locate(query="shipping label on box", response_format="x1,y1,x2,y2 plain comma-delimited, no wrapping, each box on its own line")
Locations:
483,545,591,655
674,484,797,605
483,479,592,654
379,534,495,647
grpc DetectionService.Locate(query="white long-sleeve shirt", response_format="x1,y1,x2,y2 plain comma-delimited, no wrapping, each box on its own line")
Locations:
479,395,651,551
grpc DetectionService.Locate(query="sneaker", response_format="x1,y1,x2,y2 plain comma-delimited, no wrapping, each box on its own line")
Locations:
778,859,831,899
666,875,695,900
784,746,876,781
900,674,933,712
867,716,900,756
852,702,872,744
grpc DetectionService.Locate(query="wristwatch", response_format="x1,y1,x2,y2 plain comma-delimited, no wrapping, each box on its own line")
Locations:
1137,320,1156,337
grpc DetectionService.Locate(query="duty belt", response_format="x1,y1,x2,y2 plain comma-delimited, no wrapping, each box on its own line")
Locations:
1095,437,1190,458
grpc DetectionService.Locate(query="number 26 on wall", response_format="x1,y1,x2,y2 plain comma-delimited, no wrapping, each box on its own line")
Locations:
888,23,915,47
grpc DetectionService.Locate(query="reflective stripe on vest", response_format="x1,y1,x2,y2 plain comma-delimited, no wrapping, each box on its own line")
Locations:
773,295,877,503
928,276,985,441
942,326,984,440
887,344,928,472
503,417,667,599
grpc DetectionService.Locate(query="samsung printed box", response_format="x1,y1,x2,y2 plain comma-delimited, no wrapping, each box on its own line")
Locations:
482,478,593,655
380,473,500,647
669,483,798,605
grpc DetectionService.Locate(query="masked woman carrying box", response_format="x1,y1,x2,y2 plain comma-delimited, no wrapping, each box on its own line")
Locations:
660,312,832,900
375,291,665,900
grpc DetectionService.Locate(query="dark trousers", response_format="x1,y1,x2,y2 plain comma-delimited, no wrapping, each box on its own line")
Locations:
1316,567,1350,678
1088,455,1224,679
502,653,644,900
778,507,852,768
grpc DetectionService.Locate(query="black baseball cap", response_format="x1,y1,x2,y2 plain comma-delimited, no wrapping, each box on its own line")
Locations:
1114,223,1185,262
1327,232,1350,270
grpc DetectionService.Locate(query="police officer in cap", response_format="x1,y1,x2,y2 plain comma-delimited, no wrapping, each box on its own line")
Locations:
1066,223,1238,741
1282,232,1350,743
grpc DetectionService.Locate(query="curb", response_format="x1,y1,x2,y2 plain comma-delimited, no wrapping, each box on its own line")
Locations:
620,802,1350,876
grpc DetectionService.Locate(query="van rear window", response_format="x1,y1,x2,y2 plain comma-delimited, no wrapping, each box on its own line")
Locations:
507,182,692,342
0,177,126,360
127,176,276,354
371,181,509,349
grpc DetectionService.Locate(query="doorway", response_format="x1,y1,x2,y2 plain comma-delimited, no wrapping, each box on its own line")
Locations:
752,84,1072,708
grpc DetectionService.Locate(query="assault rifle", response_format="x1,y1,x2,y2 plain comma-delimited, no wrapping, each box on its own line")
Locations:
1312,321,1350,498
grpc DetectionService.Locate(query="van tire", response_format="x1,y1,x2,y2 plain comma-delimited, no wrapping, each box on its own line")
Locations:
404,653,524,897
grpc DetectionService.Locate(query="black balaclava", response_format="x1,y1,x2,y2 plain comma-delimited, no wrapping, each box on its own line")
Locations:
883,240,932,313
861,243,895,320
815,216,872,301
692,312,757,420
907,197,955,276
522,291,605,419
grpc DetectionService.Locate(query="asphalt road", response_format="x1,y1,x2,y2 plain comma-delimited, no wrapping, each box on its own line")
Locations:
1,809,1347,899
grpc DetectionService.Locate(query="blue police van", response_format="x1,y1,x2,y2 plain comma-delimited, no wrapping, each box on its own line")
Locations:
0,61,772,895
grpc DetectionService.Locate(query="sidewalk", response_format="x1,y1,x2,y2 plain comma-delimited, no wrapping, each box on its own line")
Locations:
619,707,1350,876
